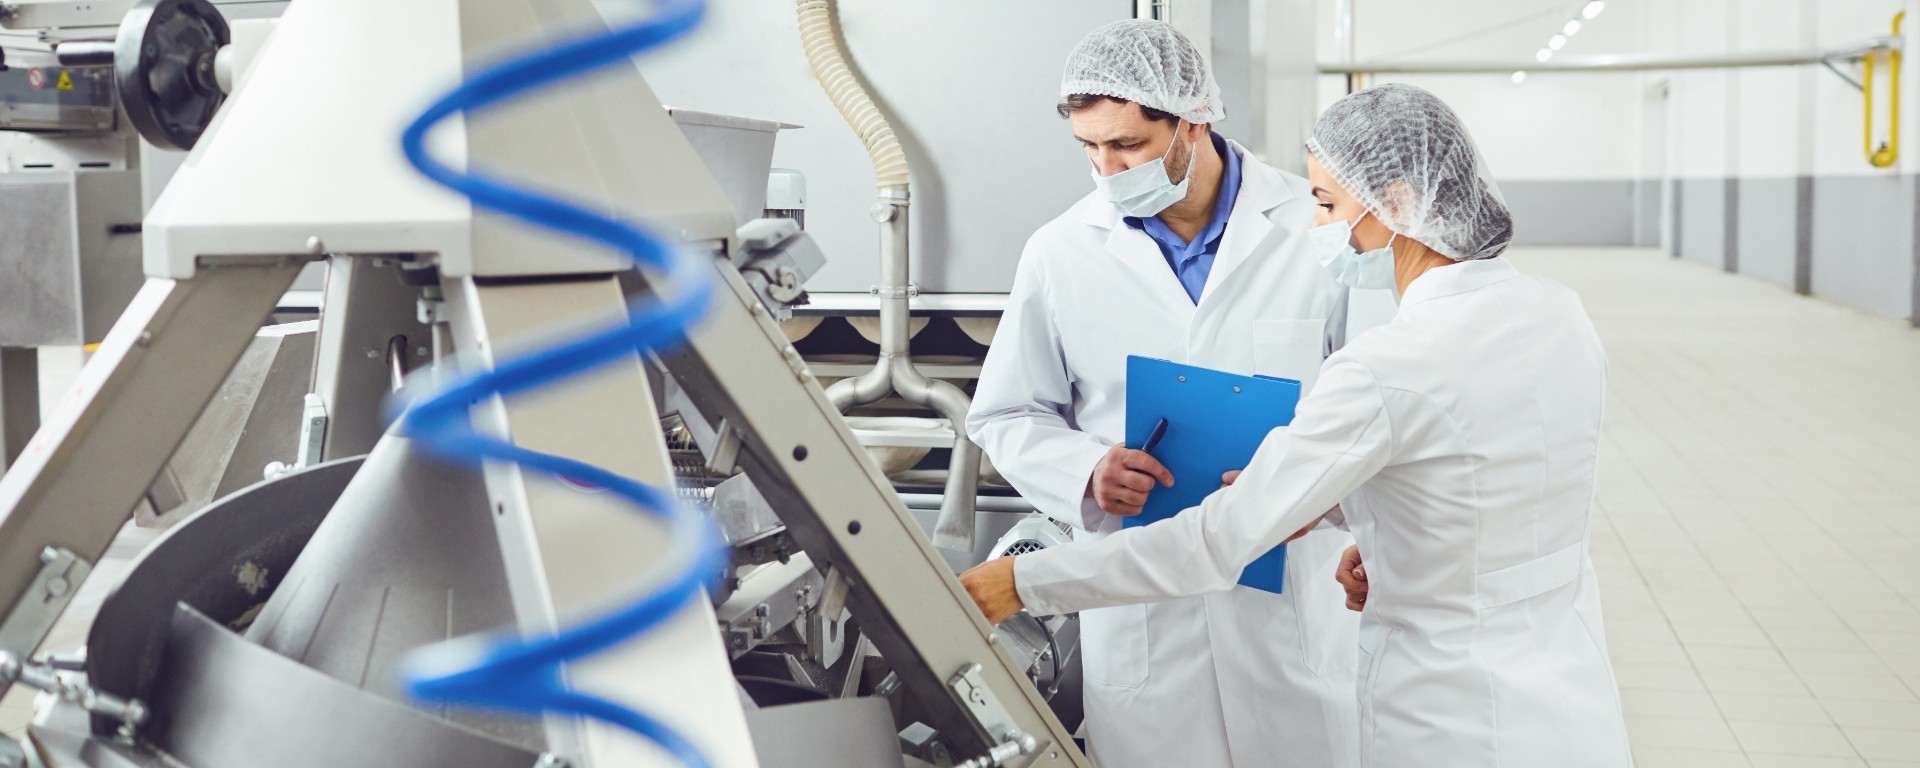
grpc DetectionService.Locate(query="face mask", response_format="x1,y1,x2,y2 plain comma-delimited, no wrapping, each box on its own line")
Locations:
1309,210,1398,290
1091,125,1195,218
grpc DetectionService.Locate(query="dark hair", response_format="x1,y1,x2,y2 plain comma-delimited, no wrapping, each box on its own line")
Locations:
1056,93,1181,126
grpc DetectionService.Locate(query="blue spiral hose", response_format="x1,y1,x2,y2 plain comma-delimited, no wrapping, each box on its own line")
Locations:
393,1,726,766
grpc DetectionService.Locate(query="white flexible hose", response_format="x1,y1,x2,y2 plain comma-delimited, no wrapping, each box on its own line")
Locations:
796,0,910,191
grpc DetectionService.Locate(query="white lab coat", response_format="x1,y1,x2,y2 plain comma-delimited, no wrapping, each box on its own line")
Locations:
1014,258,1633,768
967,140,1382,768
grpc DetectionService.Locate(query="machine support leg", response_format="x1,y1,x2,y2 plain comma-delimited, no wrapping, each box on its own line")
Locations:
655,261,1086,767
0,262,305,677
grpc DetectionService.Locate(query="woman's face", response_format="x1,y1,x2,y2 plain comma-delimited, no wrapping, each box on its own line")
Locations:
1307,154,1395,252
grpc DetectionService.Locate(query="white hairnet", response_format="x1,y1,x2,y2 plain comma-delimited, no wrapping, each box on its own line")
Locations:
1306,84,1513,261
1060,20,1225,124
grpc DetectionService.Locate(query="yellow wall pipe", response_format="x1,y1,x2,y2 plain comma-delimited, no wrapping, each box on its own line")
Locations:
1866,11,1904,169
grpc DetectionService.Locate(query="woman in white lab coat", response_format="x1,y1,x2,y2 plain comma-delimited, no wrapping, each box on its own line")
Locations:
962,83,1633,768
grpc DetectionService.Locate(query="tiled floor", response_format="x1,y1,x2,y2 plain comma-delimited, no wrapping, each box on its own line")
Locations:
4,248,1919,764
1517,247,1920,767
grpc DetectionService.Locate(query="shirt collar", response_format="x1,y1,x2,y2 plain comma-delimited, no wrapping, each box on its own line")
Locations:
1398,257,1523,309
1123,131,1241,255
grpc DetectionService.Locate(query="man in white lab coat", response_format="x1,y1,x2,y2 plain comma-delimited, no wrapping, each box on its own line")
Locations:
964,20,1383,768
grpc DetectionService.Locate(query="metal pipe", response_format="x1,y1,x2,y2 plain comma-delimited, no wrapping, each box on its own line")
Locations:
1321,36,1900,75
823,350,890,411
825,200,981,551
385,335,408,393
51,37,113,67
886,356,982,551
876,203,980,551
1333,0,1357,92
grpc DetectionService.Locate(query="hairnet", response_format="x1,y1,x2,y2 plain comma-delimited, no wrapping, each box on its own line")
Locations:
1306,84,1513,261
1060,20,1225,124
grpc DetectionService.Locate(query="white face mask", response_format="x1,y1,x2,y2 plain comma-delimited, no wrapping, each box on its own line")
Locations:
1308,210,1398,290
1091,125,1195,218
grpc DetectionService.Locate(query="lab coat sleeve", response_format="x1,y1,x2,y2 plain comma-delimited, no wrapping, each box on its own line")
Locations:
1014,358,1394,615
965,246,1111,531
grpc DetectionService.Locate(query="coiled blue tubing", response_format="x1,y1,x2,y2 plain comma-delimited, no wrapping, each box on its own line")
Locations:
395,1,725,765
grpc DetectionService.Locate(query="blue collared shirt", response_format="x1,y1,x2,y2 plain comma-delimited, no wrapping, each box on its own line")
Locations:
1124,131,1242,304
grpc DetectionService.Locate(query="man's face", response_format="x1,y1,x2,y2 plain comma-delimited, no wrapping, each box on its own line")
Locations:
1071,99,1198,181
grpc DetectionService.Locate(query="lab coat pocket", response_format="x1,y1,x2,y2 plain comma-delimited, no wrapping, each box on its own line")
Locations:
1078,604,1150,689
1289,528,1360,676
1254,319,1329,387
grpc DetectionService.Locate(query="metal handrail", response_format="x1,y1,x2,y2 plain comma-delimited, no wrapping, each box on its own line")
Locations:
1319,36,1901,75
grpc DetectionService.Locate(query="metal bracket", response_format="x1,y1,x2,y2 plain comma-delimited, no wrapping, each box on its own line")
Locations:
870,283,919,300
818,565,850,623
762,264,805,305
836,633,871,700
0,650,147,740
1823,59,1865,91
0,547,92,663
946,663,1019,748
294,392,327,468
955,736,1041,768
733,219,824,321
945,663,1042,767
717,555,824,657
707,418,742,475
417,296,449,325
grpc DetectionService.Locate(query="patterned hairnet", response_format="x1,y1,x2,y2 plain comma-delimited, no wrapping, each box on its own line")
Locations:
1060,20,1225,124
1306,84,1513,261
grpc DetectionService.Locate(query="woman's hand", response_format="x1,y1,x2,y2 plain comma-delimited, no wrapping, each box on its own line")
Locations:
959,557,1025,624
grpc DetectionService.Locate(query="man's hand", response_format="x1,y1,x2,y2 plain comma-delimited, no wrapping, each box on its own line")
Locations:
959,557,1024,624
1334,545,1368,611
1088,444,1175,516
1226,469,1316,541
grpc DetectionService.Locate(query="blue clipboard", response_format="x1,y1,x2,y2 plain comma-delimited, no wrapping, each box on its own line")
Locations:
1124,355,1300,594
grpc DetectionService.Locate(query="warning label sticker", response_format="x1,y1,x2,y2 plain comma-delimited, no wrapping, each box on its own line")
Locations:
26,68,44,90
55,70,73,91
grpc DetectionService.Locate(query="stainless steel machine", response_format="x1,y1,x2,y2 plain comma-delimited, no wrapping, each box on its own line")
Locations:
0,0,309,527
0,0,1099,766
0,0,1319,765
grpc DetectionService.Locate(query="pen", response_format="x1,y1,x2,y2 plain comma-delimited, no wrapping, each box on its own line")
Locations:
1140,417,1170,454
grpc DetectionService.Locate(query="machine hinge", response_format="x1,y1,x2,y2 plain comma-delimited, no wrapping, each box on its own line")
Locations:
946,663,1040,768
0,547,92,668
